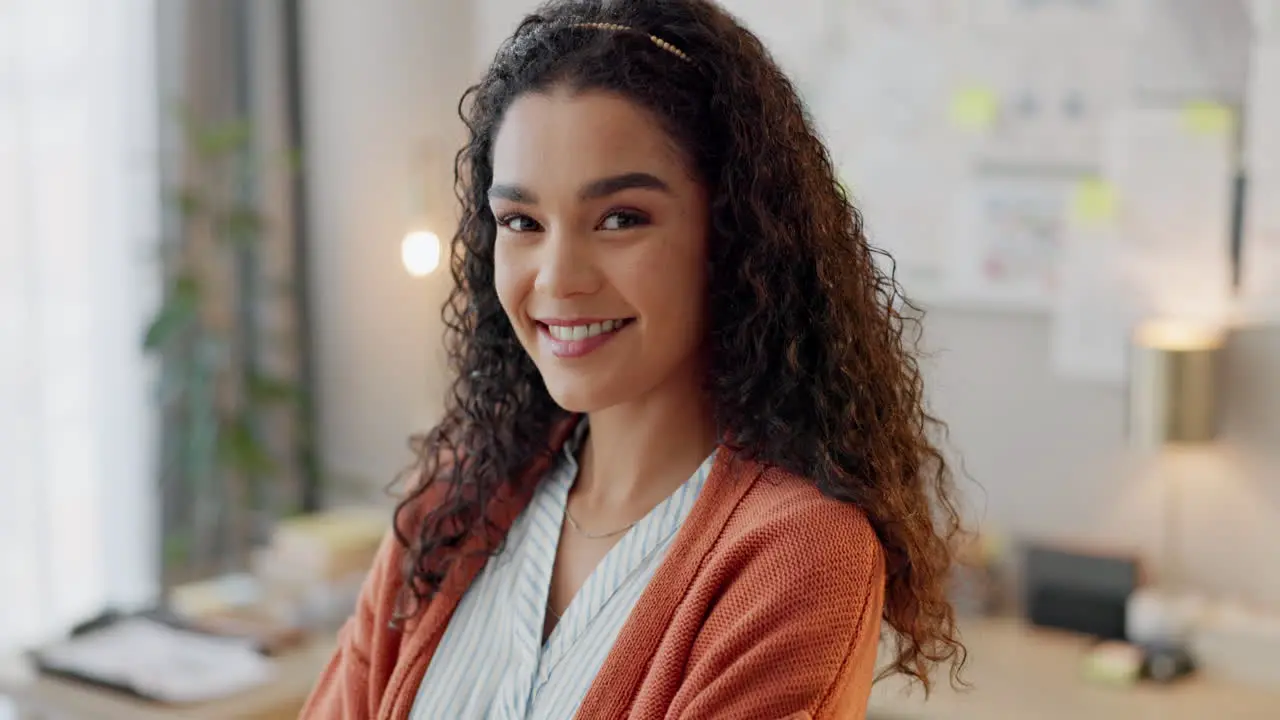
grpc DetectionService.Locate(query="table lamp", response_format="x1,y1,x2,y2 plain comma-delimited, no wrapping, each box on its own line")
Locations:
1127,320,1224,449
1124,320,1225,671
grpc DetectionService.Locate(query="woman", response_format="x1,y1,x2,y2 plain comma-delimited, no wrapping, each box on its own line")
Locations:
304,0,965,717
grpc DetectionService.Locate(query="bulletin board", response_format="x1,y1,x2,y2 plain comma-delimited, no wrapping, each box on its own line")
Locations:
754,0,1278,383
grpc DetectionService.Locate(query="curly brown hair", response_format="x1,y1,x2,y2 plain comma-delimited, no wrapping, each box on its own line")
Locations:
393,0,967,692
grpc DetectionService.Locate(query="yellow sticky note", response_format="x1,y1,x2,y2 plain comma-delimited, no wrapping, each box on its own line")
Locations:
1071,177,1118,224
1181,101,1235,135
950,87,999,130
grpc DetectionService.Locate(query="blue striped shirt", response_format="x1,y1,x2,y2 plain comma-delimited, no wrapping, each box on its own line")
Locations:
410,421,716,719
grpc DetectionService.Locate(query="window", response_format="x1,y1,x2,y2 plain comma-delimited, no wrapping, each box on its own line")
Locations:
0,0,160,651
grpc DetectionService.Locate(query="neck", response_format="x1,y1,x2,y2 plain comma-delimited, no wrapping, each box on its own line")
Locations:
575,377,718,511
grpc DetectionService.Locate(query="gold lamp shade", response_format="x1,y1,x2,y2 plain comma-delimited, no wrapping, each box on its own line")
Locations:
1127,321,1225,448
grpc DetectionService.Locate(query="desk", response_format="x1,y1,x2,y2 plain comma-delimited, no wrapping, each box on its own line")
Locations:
868,618,1280,720
0,639,333,719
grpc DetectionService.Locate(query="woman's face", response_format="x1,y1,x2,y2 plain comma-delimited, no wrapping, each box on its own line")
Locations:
490,88,710,413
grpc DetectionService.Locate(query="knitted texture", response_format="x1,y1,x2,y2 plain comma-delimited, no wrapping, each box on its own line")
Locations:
301,445,886,720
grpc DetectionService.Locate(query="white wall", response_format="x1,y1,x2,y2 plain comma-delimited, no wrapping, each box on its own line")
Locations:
302,0,472,496
923,310,1280,604
303,0,1280,604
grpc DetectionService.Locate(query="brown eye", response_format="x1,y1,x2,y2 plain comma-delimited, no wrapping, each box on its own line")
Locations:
598,210,649,231
497,213,542,232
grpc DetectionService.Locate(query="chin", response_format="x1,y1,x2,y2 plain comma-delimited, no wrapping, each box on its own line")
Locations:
542,381,617,414
539,369,642,414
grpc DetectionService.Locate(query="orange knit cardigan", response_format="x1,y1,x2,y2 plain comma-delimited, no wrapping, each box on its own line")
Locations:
301,429,886,720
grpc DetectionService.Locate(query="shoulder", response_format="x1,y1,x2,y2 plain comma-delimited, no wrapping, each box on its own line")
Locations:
720,463,885,584
673,463,887,717
690,459,886,620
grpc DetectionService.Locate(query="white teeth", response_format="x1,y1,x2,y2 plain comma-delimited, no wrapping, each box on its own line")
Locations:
547,319,628,341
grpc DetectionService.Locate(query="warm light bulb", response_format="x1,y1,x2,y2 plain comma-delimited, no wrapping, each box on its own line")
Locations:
1134,319,1225,352
401,230,441,277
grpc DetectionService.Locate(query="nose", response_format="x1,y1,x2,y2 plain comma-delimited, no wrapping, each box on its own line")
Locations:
533,227,599,298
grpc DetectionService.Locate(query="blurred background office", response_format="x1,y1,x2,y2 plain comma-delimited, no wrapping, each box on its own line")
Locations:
1,1,1279,718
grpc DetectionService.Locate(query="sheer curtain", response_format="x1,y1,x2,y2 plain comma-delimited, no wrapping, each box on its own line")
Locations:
0,0,160,651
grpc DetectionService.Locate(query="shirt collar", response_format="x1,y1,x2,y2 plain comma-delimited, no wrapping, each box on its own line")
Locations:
560,415,591,465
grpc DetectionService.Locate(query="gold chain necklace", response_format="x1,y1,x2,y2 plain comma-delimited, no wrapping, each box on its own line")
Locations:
563,505,636,540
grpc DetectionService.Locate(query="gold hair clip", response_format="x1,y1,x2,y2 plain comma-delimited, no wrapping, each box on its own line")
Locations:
570,22,693,64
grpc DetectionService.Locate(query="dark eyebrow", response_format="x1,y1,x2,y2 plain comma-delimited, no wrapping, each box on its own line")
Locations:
487,172,671,205
488,183,537,203
580,172,671,200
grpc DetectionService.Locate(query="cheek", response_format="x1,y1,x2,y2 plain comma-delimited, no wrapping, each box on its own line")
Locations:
624,237,707,329
493,246,525,323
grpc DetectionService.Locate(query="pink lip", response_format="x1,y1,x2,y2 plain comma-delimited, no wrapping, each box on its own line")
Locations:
536,319,633,359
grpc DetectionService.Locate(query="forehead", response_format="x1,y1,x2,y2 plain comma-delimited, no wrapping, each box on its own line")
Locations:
491,88,688,186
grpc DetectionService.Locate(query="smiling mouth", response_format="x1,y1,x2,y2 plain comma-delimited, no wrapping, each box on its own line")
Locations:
538,318,635,341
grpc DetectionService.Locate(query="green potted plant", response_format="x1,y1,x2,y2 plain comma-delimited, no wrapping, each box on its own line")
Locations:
144,111,304,587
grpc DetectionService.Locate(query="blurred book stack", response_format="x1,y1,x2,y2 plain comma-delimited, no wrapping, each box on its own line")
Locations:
168,508,387,651
254,507,387,630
